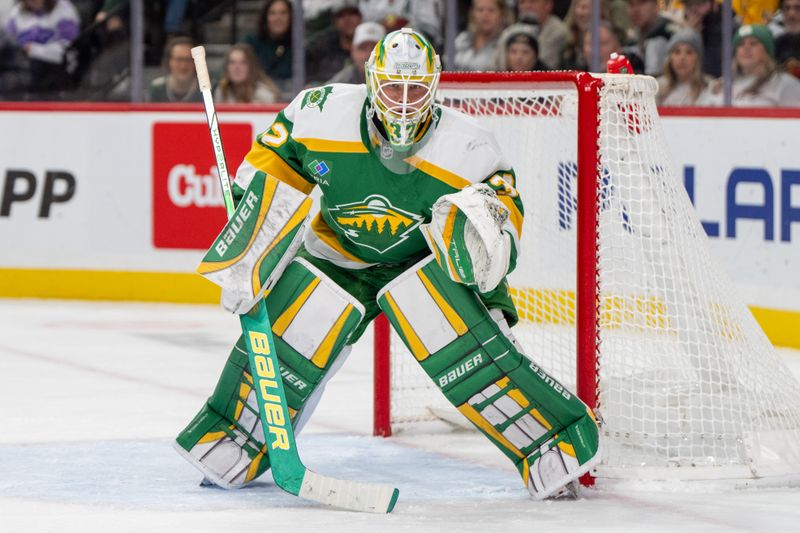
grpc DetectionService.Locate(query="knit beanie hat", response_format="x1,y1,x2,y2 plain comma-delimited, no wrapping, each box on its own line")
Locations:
506,31,539,56
667,28,704,60
734,24,775,58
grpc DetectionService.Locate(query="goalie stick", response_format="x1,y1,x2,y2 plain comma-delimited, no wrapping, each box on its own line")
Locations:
190,46,400,514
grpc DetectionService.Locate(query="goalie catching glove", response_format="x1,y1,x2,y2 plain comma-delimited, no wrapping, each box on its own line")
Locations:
421,183,514,293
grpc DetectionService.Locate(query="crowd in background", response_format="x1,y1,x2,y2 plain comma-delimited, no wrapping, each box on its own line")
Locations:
1,0,800,106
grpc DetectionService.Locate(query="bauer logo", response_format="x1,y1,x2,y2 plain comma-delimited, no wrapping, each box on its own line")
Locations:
152,122,253,249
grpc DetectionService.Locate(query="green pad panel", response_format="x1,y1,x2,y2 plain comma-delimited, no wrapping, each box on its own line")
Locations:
377,257,600,482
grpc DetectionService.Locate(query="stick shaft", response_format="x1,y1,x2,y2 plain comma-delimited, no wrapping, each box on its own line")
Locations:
189,46,398,513
191,46,235,217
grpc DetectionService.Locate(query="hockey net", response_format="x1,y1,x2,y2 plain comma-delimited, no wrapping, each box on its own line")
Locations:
373,72,800,481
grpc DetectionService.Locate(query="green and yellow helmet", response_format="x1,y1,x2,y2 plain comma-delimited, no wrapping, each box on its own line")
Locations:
365,28,441,151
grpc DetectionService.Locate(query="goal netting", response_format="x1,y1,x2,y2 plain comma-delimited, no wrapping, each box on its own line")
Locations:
374,72,800,482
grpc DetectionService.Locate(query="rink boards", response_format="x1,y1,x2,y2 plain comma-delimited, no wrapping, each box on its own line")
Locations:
0,103,798,347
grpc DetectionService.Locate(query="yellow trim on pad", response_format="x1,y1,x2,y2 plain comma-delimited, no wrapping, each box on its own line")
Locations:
245,450,265,482
197,177,278,275
557,440,577,458
384,292,429,361
250,198,312,294
272,278,321,336
457,403,525,460
416,270,468,336
197,431,227,444
311,304,354,368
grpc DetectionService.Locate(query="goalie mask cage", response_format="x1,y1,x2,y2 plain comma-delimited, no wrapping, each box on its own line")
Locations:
373,71,800,483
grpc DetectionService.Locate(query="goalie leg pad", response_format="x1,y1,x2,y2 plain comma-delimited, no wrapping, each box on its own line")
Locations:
176,257,364,488
198,172,313,314
377,256,600,499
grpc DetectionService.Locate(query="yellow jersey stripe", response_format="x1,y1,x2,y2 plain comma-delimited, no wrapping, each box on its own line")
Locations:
272,278,321,336
295,138,369,153
404,155,471,189
245,141,315,194
417,270,468,336
311,304,354,368
384,292,429,361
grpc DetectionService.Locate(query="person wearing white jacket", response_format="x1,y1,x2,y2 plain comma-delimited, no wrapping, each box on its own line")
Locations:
656,29,716,106
4,0,79,93
709,24,800,107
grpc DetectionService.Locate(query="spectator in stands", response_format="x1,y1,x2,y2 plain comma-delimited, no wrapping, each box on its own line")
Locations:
582,19,644,72
214,43,281,104
560,0,613,69
96,0,186,37
148,36,201,102
306,0,362,84
453,0,510,71
498,25,549,71
80,12,129,100
627,0,680,76
327,21,385,84
516,0,569,71
722,24,800,105
774,0,800,77
656,28,714,106
4,0,80,93
682,0,734,78
357,0,443,47
244,0,292,98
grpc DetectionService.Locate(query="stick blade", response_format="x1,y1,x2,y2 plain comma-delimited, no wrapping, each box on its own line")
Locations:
299,470,399,513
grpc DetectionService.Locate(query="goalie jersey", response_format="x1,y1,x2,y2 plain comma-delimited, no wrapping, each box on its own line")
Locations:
233,83,524,272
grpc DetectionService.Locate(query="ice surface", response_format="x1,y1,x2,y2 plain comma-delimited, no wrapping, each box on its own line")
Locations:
1,299,799,532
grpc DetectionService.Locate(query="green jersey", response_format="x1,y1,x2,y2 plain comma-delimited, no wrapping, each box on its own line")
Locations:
233,83,524,270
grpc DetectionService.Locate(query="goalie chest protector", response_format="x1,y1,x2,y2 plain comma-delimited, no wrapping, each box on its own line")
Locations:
275,83,512,266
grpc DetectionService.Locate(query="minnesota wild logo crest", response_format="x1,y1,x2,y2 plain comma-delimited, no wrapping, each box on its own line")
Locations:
301,86,333,111
329,195,423,254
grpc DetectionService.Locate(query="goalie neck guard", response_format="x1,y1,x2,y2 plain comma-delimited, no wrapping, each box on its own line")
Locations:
366,28,441,152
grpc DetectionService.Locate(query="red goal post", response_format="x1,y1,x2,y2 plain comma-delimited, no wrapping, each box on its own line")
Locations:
371,71,800,483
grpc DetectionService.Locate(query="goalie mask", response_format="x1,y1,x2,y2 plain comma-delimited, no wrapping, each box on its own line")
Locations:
366,28,441,152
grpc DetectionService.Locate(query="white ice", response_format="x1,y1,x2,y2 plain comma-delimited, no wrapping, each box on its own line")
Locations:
1,299,799,533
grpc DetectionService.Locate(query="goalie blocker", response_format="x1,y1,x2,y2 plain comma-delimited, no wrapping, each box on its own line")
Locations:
377,257,601,499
